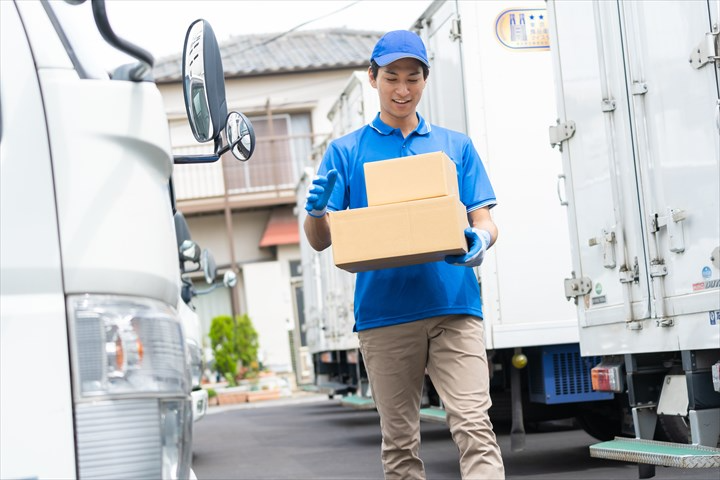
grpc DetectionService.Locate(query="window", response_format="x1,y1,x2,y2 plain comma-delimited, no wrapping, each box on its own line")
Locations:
222,112,312,194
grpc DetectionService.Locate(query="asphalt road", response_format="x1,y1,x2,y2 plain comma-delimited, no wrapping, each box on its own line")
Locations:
191,396,718,480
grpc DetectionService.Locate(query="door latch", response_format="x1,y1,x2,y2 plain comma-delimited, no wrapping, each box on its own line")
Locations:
589,229,617,269
651,208,687,253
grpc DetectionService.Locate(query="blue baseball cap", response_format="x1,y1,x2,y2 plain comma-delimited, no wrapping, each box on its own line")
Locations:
370,30,430,68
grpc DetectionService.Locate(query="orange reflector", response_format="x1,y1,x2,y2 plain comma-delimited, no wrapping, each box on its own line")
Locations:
115,336,124,370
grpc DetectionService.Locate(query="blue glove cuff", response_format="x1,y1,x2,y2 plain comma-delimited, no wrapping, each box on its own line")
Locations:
307,208,327,218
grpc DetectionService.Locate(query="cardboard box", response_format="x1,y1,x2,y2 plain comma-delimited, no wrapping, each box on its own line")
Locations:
329,195,468,273
364,152,459,206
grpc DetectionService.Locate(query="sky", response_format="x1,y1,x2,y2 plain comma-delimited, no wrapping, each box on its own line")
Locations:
104,0,434,60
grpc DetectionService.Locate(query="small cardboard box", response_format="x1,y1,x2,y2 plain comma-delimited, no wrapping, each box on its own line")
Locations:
329,195,468,273
364,152,459,207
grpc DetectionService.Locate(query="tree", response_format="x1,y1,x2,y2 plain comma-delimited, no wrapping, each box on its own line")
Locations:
208,314,259,385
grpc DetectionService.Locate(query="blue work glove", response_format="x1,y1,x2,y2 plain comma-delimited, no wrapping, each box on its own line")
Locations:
305,169,338,218
445,227,492,267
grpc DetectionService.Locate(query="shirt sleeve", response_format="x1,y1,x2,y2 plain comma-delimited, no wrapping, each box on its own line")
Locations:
460,137,497,212
317,141,349,212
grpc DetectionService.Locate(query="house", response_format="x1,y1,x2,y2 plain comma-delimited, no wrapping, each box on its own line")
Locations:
153,28,381,383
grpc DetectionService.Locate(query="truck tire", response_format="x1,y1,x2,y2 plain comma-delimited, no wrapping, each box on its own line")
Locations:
575,411,624,441
575,398,629,441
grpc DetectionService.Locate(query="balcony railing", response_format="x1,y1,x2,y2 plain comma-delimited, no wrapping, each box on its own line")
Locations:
172,132,321,212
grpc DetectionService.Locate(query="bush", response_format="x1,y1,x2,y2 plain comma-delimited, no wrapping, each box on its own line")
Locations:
206,388,217,398
208,314,259,386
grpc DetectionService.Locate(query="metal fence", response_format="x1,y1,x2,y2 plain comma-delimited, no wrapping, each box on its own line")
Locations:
172,132,318,202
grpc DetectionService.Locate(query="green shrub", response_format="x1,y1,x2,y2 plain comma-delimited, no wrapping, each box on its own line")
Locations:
208,314,259,386
206,388,217,398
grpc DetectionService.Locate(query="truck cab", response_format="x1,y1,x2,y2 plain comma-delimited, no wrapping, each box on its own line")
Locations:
0,1,254,478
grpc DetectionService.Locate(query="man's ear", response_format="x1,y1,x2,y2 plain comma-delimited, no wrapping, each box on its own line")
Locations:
368,67,377,89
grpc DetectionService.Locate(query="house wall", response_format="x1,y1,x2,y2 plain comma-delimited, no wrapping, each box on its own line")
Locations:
158,68,368,149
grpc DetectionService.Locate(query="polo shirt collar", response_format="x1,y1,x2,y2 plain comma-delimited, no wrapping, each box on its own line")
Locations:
369,113,432,136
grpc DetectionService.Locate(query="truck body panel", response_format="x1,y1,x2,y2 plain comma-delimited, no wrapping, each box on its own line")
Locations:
547,0,720,356
0,3,76,477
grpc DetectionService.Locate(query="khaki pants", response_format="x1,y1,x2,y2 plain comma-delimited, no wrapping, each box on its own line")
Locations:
358,314,504,480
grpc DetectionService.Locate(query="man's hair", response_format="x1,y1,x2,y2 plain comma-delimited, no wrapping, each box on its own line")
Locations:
370,60,429,80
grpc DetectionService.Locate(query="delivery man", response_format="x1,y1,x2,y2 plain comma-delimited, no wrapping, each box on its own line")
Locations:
303,30,504,480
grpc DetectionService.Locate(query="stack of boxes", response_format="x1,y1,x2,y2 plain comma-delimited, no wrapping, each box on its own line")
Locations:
328,151,469,273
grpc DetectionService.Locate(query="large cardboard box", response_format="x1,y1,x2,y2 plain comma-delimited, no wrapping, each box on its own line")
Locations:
329,195,468,273
364,152,458,206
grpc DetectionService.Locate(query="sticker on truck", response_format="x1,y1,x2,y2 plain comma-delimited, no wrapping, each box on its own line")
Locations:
693,279,720,291
495,9,550,51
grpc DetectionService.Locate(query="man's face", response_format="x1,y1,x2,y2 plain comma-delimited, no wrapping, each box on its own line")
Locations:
369,58,426,126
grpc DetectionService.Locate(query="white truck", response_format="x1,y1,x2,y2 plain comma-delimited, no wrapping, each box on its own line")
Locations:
296,72,378,403
546,0,720,474
0,1,254,478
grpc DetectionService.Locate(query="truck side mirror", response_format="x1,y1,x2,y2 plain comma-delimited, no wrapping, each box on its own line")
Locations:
226,111,256,161
223,270,238,288
179,239,201,263
200,249,217,285
182,19,227,143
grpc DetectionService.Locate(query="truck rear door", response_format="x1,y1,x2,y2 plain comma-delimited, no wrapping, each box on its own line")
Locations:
549,0,720,354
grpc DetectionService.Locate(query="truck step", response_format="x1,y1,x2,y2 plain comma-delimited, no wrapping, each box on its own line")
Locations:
419,407,447,424
589,437,720,469
340,395,376,410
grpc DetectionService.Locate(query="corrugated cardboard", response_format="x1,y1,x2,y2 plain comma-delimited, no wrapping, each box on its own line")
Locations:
329,195,469,273
364,152,459,206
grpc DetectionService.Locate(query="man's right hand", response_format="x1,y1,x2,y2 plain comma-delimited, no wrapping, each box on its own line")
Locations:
305,169,338,218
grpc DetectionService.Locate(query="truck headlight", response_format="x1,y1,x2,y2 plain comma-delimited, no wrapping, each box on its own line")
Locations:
69,295,189,397
68,295,192,479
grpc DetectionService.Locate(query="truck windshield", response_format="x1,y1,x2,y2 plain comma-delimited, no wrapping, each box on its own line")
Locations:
45,1,145,80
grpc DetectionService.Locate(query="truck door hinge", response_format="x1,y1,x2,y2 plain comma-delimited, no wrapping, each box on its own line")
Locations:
651,208,687,253
549,120,576,150
589,229,617,269
450,18,462,42
631,82,648,95
564,275,592,300
689,30,719,69
601,99,616,112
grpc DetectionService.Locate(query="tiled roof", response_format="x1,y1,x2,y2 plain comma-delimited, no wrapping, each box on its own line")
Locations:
154,28,382,83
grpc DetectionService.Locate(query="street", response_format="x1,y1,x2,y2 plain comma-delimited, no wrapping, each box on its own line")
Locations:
191,396,718,480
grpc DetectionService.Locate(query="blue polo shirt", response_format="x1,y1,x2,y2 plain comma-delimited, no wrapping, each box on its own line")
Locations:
317,113,496,331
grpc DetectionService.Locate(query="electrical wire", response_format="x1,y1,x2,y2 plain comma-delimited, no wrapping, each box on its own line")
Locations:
237,0,362,53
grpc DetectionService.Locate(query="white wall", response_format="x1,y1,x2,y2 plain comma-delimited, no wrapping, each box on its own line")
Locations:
242,261,295,372
186,210,274,267
159,68,367,149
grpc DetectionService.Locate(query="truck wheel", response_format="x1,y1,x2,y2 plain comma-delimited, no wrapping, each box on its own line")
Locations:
657,415,690,444
575,397,630,441
575,412,624,441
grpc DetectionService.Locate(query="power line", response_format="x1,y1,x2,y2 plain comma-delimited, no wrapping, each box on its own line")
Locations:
238,0,362,53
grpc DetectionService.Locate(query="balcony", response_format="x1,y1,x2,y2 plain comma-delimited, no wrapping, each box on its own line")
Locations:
172,126,320,215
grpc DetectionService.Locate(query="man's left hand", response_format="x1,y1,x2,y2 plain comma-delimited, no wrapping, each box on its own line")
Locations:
445,227,491,267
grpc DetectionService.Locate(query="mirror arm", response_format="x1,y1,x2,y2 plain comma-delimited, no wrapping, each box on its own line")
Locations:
91,0,154,81
173,154,220,164
193,283,220,296
173,135,229,164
